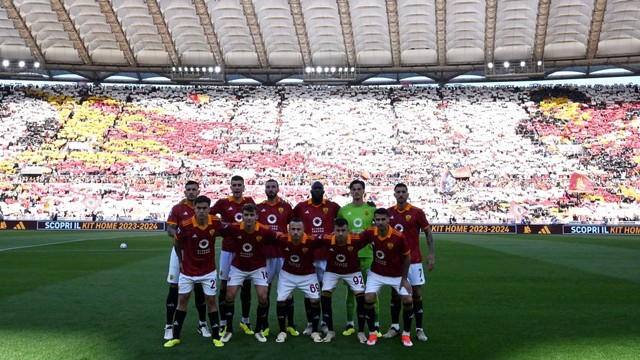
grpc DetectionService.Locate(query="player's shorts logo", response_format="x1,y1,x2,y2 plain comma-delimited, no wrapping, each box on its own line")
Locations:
395,224,404,232
199,239,209,249
312,217,323,227
267,214,277,224
353,218,363,228
242,243,253,252
376,250,385,260
290,255,300,263
234,212,243,222
336,254,346,263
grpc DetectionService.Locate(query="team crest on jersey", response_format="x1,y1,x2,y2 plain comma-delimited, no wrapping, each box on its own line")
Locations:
347,246,354,252
364,210,370,216
278,207,284,214
209,229,216,236
323,208,328,214
256,236,262,242
405,215,412,221
302,247,308,253
387,243,394,249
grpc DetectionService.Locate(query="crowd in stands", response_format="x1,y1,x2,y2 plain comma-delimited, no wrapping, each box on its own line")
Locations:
0,82,638,224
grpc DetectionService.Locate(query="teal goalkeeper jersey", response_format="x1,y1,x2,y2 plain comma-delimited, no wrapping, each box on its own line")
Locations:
337,203,376,259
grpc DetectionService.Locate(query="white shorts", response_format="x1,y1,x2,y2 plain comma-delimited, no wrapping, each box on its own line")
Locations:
313,260,327,283
408,263,425,286
167,247,180,284
277,270,320,302
178,270,218,296
364,271,410,296
322,271,365,293
219,250,235,281
228,266,269,287
266,257,284,283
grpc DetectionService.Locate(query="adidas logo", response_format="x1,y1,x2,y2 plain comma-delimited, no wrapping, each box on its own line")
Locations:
183,212,189,216
192,234,198,238
228,207,233,211
305,210,309,214
347,212,352,215
13,221,26,230
261,209,266,212
538,226,551,234
0,221,7,230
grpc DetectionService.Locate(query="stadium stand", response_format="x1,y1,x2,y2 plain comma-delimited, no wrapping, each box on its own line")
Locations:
1,84,639,224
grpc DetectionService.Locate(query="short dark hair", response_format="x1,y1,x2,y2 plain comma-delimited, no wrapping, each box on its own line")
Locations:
290,217,304,225
194,195,211,206
349,179,365,190
231,175,244,183
242,203,258,213
335,218,348,227
374,208,389,217
185,180,199,188
394,183,408,191
265,179,279,186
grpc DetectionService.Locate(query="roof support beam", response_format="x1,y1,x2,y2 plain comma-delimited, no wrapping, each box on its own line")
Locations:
97,0,136,66
0,0,45,64
484,0,498,63
145,0,180,66
533,0,552,62
50,0,92,65
240,0,268,68
586,0,607,59
288,0,312,67
193,0,224,66
435,0,446,66
385,0,401,67
336,0,356,66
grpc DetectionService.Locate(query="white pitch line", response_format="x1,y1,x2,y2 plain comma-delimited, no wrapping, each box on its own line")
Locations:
0,233,160,253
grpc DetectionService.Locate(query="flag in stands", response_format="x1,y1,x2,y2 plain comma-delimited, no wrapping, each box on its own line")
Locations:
82,195,101,212
450,166,471,179
188,94,210,103
508,201,527,222
568,172,594,193
441,169,457,193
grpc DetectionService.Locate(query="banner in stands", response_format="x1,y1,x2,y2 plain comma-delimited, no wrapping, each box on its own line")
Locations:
1,220,166,231
1,220,639,235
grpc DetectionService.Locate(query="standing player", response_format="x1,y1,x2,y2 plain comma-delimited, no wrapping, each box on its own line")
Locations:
360,208,414,347
164,196,224,348
273,218,324,343
210,175,255,335
257,179,296,336
164,181,210,340
319,218,369,343
219,204,278,343
293,181,340,334
336,179,377,335
384,183,435,342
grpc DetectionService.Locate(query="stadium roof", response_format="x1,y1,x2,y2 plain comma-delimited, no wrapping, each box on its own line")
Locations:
0,0,639,85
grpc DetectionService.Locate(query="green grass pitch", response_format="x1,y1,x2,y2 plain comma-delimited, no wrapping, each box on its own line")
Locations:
1,230,639,360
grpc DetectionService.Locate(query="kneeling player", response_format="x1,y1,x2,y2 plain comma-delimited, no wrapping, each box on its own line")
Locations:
164,196,224,348
360,208,414,347
274,218,324,343
320,218,369,343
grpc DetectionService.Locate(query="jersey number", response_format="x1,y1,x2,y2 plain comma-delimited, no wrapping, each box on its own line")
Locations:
353,275,364,285
309,283,319,293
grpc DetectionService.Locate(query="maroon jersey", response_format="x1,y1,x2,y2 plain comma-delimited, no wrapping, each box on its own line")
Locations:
322,233,368,275
275,233,321,275
387,203,430,264
175,215,222,276
258,197,294,258
222,222,277,271
210,196,255,251
361,226,410,277
166,200,195,229
293,199,340,260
